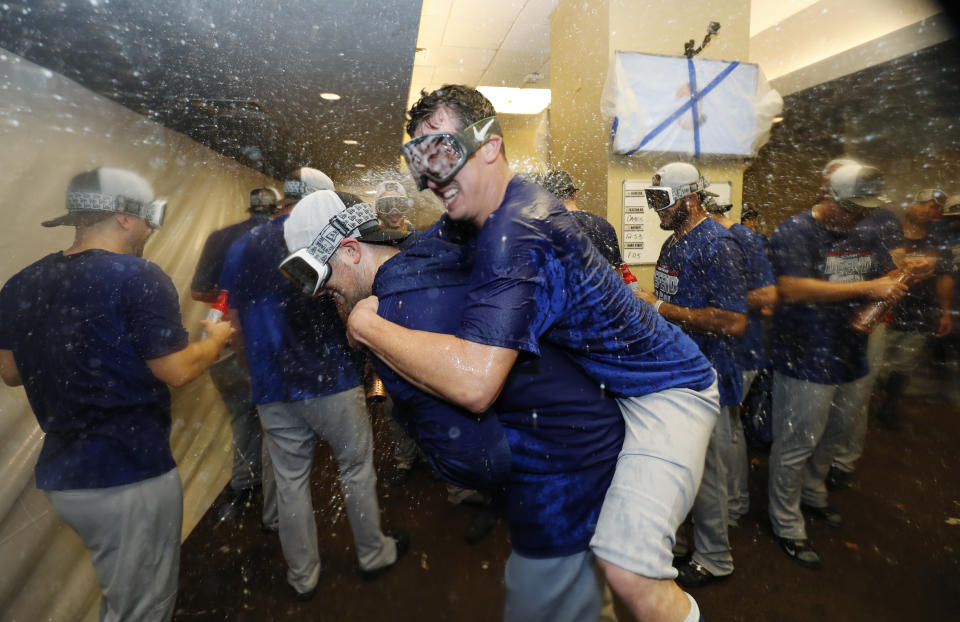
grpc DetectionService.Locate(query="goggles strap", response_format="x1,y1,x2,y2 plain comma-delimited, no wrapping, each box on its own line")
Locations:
304,204,379,264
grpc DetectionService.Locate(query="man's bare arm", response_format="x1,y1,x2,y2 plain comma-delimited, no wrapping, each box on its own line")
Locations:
146,320,235,388
635,288,747,337
0,349,22,386
347,296,517,414
777,274,906,304
747,285,778,311
657,303,747,337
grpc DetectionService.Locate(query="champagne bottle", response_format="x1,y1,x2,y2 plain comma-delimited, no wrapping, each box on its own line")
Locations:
849,271,910,334
202,290,229,339
618,263,641,293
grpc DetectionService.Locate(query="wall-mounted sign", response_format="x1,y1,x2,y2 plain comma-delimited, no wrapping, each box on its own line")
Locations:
621,179,732,264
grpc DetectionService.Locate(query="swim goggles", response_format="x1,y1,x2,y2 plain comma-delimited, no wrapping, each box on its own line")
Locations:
401,116,502,190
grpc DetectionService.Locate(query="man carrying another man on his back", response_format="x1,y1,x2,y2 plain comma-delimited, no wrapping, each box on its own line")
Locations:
329,84,717,622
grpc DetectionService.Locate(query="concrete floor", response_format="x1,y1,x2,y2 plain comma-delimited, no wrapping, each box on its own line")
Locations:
175,389,960,621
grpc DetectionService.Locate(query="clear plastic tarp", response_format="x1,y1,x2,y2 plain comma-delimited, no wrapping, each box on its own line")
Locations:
602,51,784,158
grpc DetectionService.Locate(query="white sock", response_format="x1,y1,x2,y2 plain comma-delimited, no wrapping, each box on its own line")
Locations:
683,592,701,622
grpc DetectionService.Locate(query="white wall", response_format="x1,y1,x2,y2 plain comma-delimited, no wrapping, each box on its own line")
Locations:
0,49,275,621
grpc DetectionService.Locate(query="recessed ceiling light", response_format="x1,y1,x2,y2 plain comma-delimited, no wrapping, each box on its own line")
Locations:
476,86,551,114
365,190,377,195
343,139,359,145
320,92,341,101
354,163,366,168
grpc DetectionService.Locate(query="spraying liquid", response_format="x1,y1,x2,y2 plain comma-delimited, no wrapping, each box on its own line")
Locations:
202,290,229,339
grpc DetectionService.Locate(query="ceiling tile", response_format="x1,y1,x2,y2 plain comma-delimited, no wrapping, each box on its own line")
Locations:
449,0,526,19
479,50,549,87
515,0,561,23
432,46,496,72
500,20,550,53
432,65,484,86
422,0,454,18
441,18,514,49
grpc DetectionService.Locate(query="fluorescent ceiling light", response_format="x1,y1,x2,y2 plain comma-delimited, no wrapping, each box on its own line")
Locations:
476,86,551,115
343,139,359,145
320,92,341,101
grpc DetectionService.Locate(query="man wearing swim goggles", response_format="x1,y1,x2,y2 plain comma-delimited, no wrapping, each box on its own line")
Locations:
280,195,407,297
374,180,416,232
347,85,719,622
401,112,504,225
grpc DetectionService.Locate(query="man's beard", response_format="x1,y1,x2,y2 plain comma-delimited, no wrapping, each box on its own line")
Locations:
658,201,689,231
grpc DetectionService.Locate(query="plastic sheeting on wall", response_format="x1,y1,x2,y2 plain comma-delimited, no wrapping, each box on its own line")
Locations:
602,51,784,158
0,49,276,621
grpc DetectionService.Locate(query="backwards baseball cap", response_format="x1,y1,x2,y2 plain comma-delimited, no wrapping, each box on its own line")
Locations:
914,188,947,206
942,194,960,217
827,163,889,209
280,190,408,295
646,162,709,212
249,187,281,213
282,167,335,202
702,192,731,214
538,170,579,201
741,205,760,221
43,167,166,229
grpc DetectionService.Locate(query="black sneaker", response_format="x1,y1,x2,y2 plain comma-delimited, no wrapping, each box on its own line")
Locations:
776,536,822,569
675,559,732,588
360,531,410,581
825,466,851,491
801,503,843,528
290,584,317,602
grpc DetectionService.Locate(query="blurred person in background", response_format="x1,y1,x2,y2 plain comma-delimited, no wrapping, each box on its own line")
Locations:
767,163,905,569
220,185,407,601
0,168,234,621
704,195,777,529
190,186,281,528
873,189,952,430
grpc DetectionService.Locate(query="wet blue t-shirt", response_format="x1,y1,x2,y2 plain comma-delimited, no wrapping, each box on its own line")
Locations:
653,218,748,406
220,216,362,403
0,250,188,490
770,210,896,384
373,235,624,558
191,214,271,294
728,223,775,373
425,176,715,397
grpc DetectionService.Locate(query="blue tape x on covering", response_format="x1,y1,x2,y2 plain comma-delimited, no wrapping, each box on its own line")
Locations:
616,59,741,157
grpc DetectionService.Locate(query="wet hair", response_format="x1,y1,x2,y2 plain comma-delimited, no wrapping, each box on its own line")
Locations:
406,84,497,136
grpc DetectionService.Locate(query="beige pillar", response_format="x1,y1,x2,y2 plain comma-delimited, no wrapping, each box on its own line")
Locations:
551,0,752,287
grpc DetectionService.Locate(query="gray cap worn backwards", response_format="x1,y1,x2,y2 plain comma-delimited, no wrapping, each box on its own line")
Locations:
42,168,156,227
283,167,335,201
283,190,408,253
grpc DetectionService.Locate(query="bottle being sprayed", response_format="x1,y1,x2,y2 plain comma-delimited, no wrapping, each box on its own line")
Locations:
849,271,910,334
618,263,642,293
202,290,229,339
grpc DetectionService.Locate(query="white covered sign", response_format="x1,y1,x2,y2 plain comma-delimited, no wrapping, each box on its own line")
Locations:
603,52,783,158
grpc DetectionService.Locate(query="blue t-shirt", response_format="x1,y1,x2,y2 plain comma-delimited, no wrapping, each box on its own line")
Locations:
890,230,951,332
219,216,362,403
373,235,624,558
770,210,896,384
190,214,270,293
423,176,715,398
0,250,188,490
653,218,748,406
570,210,624,267
728,223,775,372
